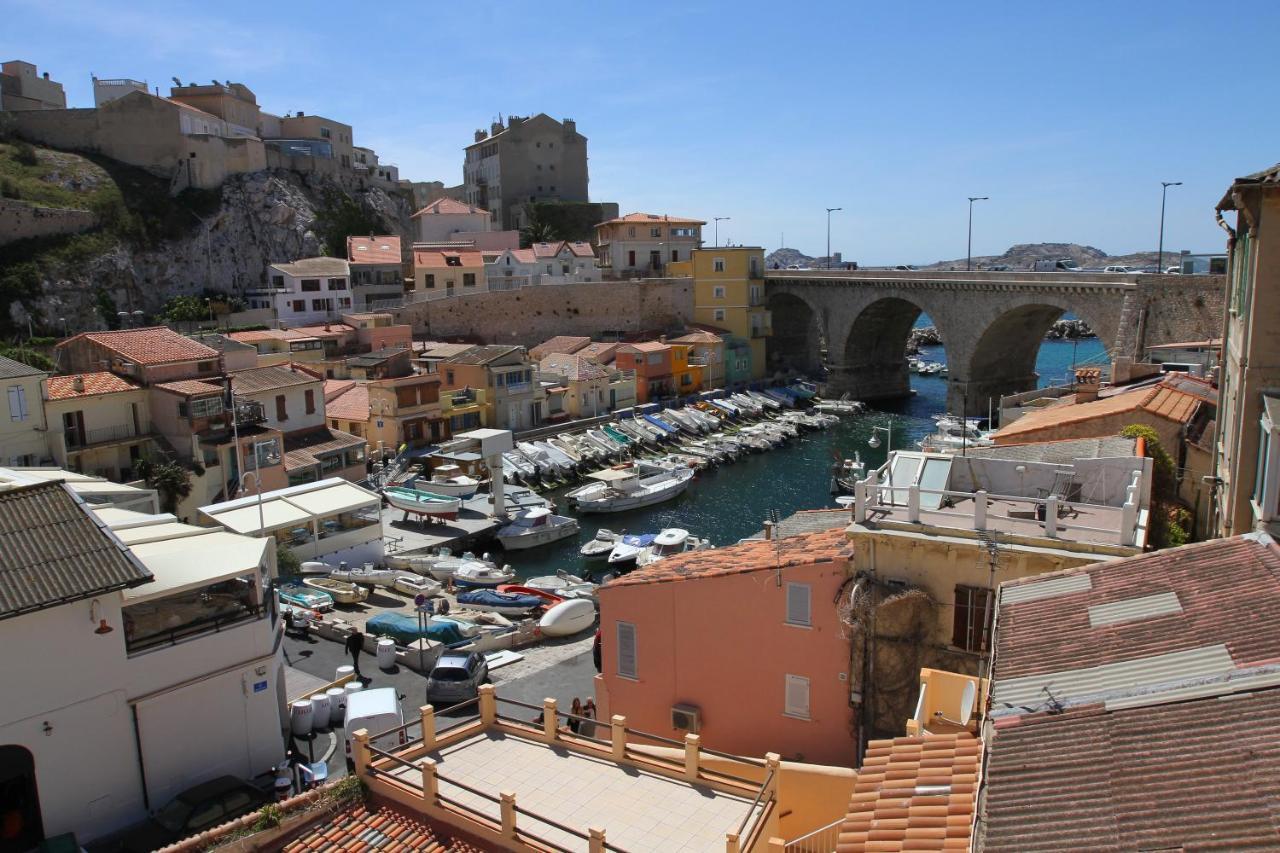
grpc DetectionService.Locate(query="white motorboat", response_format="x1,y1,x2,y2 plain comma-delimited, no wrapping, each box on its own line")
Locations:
539,599,597,637
566,464,695,513
548,436,585,464
918,415,995,453
329,564,415,588
634,528,714,568
383,485,462,520
580,528,622,561
606,532,656,565
301,576,368,605
535,440,578,471
496,507,581,550
524,571,598,601
452,562,517,589
392,575,444,597
420,464,482,498
503,450,538,480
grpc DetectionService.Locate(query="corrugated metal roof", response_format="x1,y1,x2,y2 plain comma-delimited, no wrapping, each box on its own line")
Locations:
1087,591,1182,627
999,573,1092,605
0,481,152,620
0,354,44,379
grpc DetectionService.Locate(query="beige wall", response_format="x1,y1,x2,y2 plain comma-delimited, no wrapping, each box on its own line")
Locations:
0,200,96,246
236,380,325,435
1,372,48,464
278,114,354,167
415,211,489,243
45,388,150,476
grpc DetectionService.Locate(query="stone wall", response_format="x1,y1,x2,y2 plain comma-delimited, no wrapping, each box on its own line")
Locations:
1132,275,1225,352
0,199,96,245
392,278,694,345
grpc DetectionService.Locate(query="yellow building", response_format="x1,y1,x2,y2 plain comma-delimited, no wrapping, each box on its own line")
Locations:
668,342,705,396
690,247,770,379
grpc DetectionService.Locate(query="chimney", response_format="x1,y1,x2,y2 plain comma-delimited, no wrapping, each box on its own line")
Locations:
490,120,503,136
1074,368,1101,403
72,375,85,393
763,519,774,541
474,129,487,143
563,119,576,134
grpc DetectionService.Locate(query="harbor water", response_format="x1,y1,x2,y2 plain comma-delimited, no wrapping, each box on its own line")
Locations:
502,333,1106,580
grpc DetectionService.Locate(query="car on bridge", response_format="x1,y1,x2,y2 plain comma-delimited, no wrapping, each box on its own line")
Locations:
1103,265,1139,274
1031,258,1082,272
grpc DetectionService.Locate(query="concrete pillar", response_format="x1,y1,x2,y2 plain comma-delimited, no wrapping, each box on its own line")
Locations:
488,453,505,516
684,733,701,781
500,791,517,838
725,832,741,853
589,827,607,853
478,683,496,727
908,485,920,523
420,757,438,804
1045,497,1058,537
543,697,559,742
767,839,786,852
764,752,781,800
611,714,627,761
352,728,371,779
420,704,436,749
854,480,867,521
974,490,988,530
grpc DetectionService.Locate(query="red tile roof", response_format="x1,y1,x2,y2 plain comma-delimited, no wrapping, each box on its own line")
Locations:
597,212,705,226
347,234,402,265
281,798,486,852
539,353,610,382
994,378,1208,442
529,335,590,360
290,323,357,339
577,342,619,364
531,241,564,258
620,341,669,354
605,527,849,588
153,379,224,397
59,327,219,366
283,427,365,471
566,241,595,258
837,732,980,853
413,249,485,269
45,372,140,400
229,364,318,394
326,383,369,422
411,198,487,218
671,329,724,344
227,328,305,344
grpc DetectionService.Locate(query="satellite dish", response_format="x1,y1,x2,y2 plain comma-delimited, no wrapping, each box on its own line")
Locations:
958,680,977,724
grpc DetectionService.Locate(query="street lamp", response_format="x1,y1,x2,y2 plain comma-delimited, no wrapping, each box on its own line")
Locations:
867,421,893,451
713,217,730,248
826,207,842,269
1158,181,1182,274
966,197,989,272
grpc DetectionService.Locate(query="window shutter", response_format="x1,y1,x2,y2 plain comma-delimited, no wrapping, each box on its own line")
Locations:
784,674,810,718
8,386,26,421
786,583,811,626
616,621,637,679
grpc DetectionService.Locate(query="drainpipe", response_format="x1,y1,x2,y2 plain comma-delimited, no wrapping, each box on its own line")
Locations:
131,705,151,811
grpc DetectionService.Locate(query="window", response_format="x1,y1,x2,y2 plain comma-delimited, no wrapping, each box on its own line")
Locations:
425,274,436,288
338,297,351,308
550,164,555,171
650,227,661,238
628,250,636,267
320,127,331,139
616,621,637,679
312,298,333,311
305,389,315,415
271,275,284,288
671,227,696,237
550,185,556,192
786,582,811,626
7,385,28,421
628,227,636,238
189,396,222,419
463,273,476,287
198,360,215,373
327,278,347,290
275,394,288,421
301,279,321,292
714,309,726,322
446,370,454,385
671,249,678,262
1254,399,1280,522
290,300,305,312
713,258,726,272
784,674,810,719
713,286,726,299
952,585,992,652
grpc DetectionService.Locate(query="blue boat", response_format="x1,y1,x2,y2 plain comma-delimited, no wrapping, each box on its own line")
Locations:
644,413,680,434
456,589,545,615
366,611,466,645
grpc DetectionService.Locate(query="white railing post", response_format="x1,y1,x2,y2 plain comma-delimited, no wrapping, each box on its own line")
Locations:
1045,497,1058,537
684,733,701,781
1121,489,1138,546
974,490,988,530
611,714,628,761
854,480,867,521
908,485,920,523
500,791,517,839
865,470,878,507
420,757,438,805
589,828,607,853
542,697,559,742
420,704,436,749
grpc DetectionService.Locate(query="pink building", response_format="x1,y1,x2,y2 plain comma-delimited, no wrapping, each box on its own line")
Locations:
595,528,857,767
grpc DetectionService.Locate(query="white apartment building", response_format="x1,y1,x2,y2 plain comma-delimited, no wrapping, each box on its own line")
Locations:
248,257,353,325
0,474,285,848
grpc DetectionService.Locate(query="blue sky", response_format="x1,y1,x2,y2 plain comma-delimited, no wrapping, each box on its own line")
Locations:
4,0,1277,264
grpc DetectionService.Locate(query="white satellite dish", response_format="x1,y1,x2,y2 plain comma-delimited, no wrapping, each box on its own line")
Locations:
958,680,977,724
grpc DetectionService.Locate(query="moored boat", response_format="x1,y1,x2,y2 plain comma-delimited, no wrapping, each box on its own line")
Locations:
580,528,622,561
452,562,517,589
302,576,369,605
495,507,580,550
384,485,462,520
607,533,656,566
539,598,597,637
455,589,545,616
634,528,714,568
278,582,334,612
392,575,444,597
566,465,694,513
420,464,482,498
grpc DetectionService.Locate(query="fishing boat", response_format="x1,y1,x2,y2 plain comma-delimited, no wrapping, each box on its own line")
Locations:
392,575,444,597
539,598,597,637
634,528,714,568
420,465,482,498
832,453,868,493
566,465,695,513
277,582,334,612
607,532,656,566
383,485,462,520
455,589,545,616
495,507,580,550
580,528,622,561
524,571,598,601
302,576,369,605
452,562,517,589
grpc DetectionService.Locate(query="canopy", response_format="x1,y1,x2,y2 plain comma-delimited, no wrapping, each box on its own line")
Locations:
621,533,657,547
286,481,379,517
587,468,638,483
124,532,268,603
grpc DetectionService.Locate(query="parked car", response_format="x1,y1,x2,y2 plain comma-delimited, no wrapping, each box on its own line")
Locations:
893,264,919,270
426,651,490,704
117,777,268,851
987,263,1011,271
1165,265,1182,274
1103,265,1138,273
1031,258,1082,272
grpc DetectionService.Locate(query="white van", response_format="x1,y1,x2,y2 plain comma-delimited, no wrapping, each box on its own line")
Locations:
343,687,405,765
1032,258,1082,272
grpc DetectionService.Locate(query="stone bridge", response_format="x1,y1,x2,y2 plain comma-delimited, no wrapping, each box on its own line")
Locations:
764,270,1224,416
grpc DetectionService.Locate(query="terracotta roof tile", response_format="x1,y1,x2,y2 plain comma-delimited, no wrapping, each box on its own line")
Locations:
413,249,485,269
229,364,318,394
227,328,305,344
280,798,485,852
45,372,140,400
671,329,725,344
539,353,610,381
0,355,44,379
411,198,487,218
837,732,980,853
59,327,220,366
290,323,357,339
577,342,619,364
531,240,565,258
283,427,365,471
597,212,706,226
154,379,224,397
605,527,849,588
529,335,590,360
993,378,1208,442
566,241,596,257
621,341,669,354
326,383,369,422
347,235,402,265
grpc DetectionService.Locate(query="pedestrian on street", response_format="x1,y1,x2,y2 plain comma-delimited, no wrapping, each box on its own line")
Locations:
581,700,597,739
345,627,364,677
568,698,583,734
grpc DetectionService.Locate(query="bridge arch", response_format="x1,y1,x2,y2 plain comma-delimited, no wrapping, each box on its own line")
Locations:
766,291,824,375
826,294,960,402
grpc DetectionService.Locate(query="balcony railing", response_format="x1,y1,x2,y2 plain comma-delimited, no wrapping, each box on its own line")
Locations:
67,420,151,450
232,398,266,427
784,818,843,852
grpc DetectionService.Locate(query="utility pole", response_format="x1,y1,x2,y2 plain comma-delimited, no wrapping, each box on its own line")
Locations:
826,207,842,269
713,217,730,248
1158,181,1182,274
967,197,989,272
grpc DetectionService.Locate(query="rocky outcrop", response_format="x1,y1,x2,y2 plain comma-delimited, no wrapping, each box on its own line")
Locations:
905,319,1093,355
18,169,416,332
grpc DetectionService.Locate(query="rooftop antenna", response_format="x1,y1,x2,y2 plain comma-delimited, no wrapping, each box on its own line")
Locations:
172,77,182,87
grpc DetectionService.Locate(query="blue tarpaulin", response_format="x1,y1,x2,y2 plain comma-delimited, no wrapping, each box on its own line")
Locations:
366,612,465,646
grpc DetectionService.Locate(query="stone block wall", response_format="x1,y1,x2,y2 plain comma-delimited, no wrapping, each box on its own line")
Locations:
0,199,96,245
392,278,694,345
1134,275,1225,351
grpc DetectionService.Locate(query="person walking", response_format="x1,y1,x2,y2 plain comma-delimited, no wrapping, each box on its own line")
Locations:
345,627,364,677
568,698,583,734
580,700,597,739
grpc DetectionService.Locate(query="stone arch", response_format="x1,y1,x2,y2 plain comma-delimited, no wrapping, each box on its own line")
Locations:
828,295,954,401
766,290,823,374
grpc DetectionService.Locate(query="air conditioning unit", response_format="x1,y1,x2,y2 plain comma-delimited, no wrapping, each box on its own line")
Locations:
671,703,700,733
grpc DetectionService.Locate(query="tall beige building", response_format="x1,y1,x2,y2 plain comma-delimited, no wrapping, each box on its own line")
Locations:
463,114,588,230
0,60,65,111
1213,161,1280,537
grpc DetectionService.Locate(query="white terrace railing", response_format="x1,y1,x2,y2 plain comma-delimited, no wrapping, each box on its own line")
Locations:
852,467,1144,548
782,817,843,852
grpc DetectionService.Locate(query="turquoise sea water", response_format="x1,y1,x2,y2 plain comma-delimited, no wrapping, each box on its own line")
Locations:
501,332,1106,581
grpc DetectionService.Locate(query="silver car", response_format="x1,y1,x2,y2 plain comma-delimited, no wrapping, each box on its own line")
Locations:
426,651,489,704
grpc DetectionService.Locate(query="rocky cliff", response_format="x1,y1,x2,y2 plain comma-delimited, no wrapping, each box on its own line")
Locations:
1,141,416,334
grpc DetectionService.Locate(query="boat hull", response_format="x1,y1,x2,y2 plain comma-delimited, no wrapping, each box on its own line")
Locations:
384,488,462,520
497,518,580,550
539,599,597,637
574,477,691,513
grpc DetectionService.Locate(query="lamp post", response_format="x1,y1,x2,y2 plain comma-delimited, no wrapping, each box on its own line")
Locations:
826,207,842,269
867,422,893,452
1158,181,1182,274
966,197,989,272
713,217,730,248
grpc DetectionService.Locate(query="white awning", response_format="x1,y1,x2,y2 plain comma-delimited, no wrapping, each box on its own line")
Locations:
285,481,379,517
114,521,214,546
124,532,269,603
588,468,637,482
204,499,312,535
